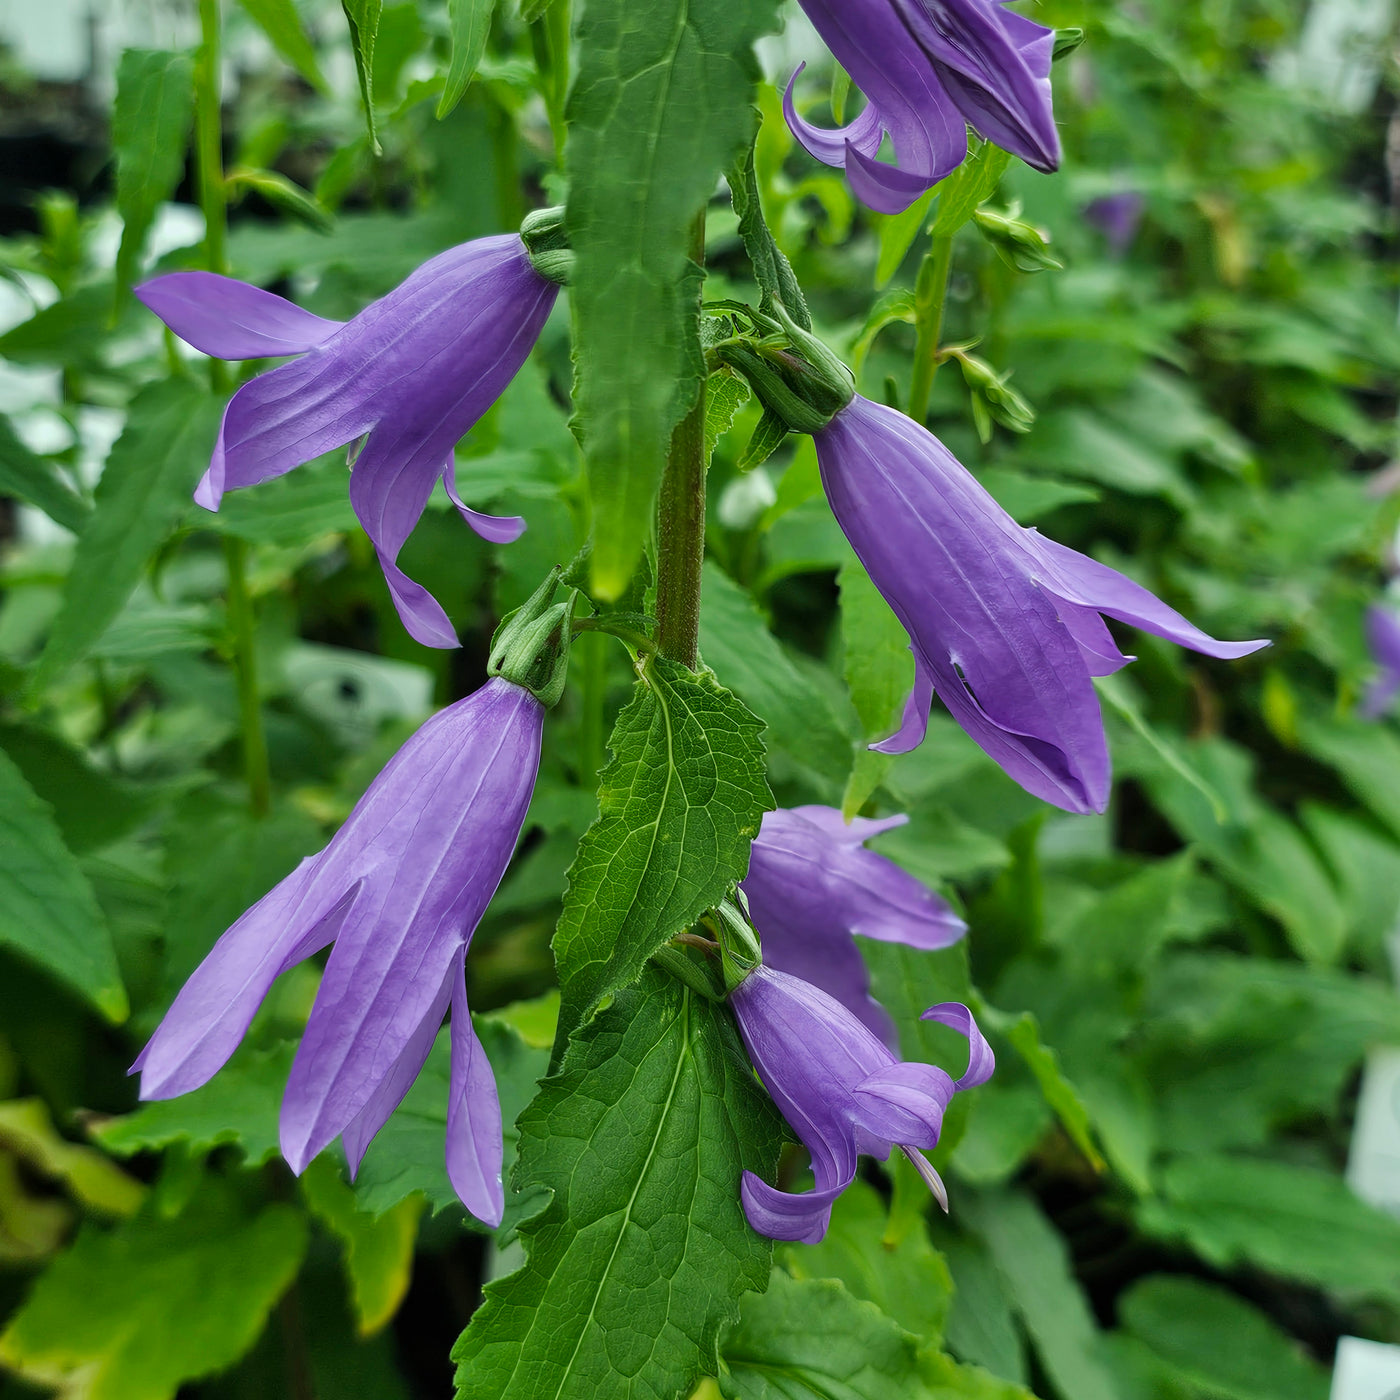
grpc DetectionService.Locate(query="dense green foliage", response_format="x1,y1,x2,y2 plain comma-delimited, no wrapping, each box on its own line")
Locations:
1,0,1399,1396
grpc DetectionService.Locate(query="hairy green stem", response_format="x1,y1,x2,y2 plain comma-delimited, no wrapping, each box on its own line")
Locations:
531,0,571,161
654,208,708,668
196,0,269,816
908,234,953,425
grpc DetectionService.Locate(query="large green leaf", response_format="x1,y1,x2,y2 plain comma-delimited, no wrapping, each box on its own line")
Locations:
719,1272,930,1400
112,49,196,301
33,377,222,690
452,971,781,1399
1118,1275,1328,1400
959,1190,1119,1400
0,413,89,533
0,750,126,1022
1136,1154,1400,1304
552,654,771,1039
567,0,780,598
699,561,853,793
0,1183,307,1400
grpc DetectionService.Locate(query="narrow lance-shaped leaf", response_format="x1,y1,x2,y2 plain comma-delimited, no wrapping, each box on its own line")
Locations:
552,654,771,1043
340,0,383,150
0,413,88,533
236,0,328,91
453,971,783,1400
438,0,497,118
568,0,782,599
0,750,127,1023
33,376,222,690
113,49,196,303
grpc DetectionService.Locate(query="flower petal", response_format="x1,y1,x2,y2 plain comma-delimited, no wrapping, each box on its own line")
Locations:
446,952,504,1227
852,1060,954,1148
134,864,351,1100
872,646,935,755
740,1167,852,1244
136,272,343,360
341,960,455,1179
1031,533,1268,661
919,1001,994,1089
443,460,526,545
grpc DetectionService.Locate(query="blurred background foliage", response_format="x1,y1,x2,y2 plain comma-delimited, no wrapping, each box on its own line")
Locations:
1,0,1399,1396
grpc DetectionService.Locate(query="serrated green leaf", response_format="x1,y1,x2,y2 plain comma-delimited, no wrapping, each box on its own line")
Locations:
32,377,221,690
341,0,383,149
780,1178,953,1347
568,0,781,598
438,0,496,117
236,0,328,90
0,750,126,1022
1119,1275,1328,1400
112,50,196,302
1136,1154,1400,1303
0,1182,307,1400
301,1157,422,1336
699,561,853,793
94,1042,294,1167
720,1271,929,1400
705,367,752,463
452,971,782,1399
0,413,88,533
959,1189,1118,1400
729,133,810,328
552,654,771,1039
352,1010,550,1220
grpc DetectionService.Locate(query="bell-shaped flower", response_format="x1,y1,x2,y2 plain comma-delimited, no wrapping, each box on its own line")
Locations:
815,394,1268,813
133,676,543,1226
1361,604,1400,719
136,233,559,648
730,964,991,1243
787,0,1060,214
740,805,965,1046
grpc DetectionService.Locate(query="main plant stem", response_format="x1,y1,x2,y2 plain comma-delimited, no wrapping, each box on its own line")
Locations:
197,0,271,817
907,233,953,425
654,208,707,668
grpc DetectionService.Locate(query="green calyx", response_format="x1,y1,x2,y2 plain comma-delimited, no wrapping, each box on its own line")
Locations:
713,301,854,437
520,205,574,285
488,568,577,707
711,892,762,995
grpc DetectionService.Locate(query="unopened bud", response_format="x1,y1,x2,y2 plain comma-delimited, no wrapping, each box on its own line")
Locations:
974,204,1062,275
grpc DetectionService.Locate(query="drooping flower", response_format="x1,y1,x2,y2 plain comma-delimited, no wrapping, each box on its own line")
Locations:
786,0,1060,214
740,805,965,1046
730,963,991,1242
815,394,1268,813
1084,191,1145,254
136,234,559,648
134,676,544,1226
1361,604,1400,719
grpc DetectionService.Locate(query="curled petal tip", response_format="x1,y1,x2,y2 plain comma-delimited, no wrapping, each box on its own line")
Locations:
901,1146,949,1212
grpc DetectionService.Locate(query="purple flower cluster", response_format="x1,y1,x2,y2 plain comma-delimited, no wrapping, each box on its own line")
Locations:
788,0,1060,212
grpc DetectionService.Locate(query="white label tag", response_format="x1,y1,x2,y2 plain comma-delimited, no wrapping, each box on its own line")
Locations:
1331,1336,1400,1400
1346,1048,1400,1216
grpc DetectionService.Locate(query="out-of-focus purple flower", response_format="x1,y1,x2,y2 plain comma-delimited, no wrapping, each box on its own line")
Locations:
1361,605,1400,719
787,0,1060,214
1084,191,1145,254
136,235,558,648
815,395,1268,813
134,677,542,1226
730,964,991,1242
740,805,965,1046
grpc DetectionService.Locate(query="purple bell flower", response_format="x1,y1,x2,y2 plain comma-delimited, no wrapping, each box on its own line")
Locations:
133,677,543,1226
787,0,1060,214
740,805,966,1047
730,964,991,1243
815,395,1268,813
1361,604,1400,719
136,234,558,649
